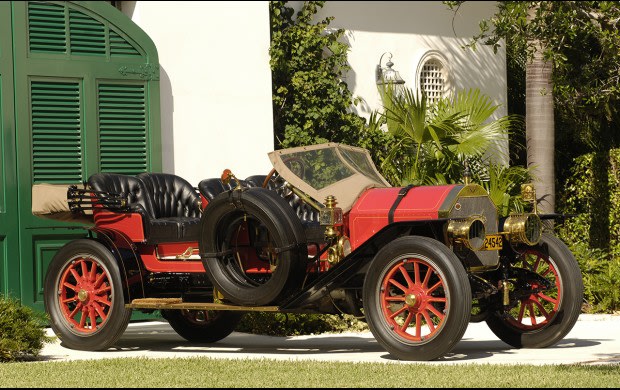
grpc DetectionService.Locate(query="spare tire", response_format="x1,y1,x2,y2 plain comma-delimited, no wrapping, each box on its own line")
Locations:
199,187,308,306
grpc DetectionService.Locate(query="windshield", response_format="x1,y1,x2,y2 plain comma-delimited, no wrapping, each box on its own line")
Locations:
268,143,391,212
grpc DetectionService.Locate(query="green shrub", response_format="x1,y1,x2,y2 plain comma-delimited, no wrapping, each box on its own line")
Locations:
556,149,620,313
236,312,368,336
0,295,54,362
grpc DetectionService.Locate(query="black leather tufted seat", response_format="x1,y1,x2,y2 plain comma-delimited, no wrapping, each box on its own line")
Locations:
197,177,251,202
245,175,323,242
88,173,154,217
136,173,202,243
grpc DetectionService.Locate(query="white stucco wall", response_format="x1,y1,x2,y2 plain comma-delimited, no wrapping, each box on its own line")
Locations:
121,1,508,182
305,1,508,164
121,1,275,185
310,1,507,120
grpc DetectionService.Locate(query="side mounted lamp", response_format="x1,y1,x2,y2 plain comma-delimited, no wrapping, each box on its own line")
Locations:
376,52,405,88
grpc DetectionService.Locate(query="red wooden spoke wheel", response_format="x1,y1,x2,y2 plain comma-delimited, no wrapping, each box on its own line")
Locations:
380,257,448,342
485,233,584,349
363,236,471,361
162,309,243,343
44,239,132,351
505,249,561,331
58,256,112,333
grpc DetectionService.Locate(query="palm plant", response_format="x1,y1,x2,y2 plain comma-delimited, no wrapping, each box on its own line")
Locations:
378,87,523,187
375,86,530,215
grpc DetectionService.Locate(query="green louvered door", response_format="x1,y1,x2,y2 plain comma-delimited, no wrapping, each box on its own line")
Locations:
11,1,161,311
0,3,20,297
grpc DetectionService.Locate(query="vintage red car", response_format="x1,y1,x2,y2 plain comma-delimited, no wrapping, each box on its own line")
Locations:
37,143,584,361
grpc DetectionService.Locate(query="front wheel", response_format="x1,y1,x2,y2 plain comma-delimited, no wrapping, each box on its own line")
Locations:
161,309,243,343
486,233,584,348
363,236,472,361
44,239,132,351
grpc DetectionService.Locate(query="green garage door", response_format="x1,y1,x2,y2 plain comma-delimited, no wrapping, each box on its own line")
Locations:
2,1,162,312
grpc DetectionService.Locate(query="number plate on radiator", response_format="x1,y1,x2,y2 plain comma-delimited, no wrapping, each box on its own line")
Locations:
482,234,503,250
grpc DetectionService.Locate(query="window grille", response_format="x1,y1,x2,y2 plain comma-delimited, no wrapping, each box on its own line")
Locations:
419,58,446,104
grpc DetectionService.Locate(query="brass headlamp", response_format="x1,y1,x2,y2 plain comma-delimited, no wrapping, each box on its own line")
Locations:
447,216,486,251
502,213,542,246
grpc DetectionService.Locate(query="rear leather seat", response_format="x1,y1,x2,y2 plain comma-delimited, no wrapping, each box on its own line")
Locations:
87,172,202,244
137,173,202,243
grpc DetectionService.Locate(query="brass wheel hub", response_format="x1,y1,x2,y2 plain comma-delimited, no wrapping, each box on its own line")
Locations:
77,289,89,302
405,294,417,307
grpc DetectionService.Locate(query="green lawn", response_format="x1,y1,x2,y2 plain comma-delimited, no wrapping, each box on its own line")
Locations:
0,357,618,388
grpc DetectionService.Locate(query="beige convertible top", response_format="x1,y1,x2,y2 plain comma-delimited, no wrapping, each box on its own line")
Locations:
268,143,391,212
32,183,92,224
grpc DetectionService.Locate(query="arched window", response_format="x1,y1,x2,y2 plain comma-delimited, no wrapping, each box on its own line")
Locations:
417,52,450,104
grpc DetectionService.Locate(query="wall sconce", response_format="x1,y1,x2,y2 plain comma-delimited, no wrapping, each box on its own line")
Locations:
375,52,405,88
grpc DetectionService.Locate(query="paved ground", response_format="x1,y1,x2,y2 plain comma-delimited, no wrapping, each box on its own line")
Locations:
41,314,620,365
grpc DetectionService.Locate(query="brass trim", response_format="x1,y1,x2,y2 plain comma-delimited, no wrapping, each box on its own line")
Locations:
438,184,490,218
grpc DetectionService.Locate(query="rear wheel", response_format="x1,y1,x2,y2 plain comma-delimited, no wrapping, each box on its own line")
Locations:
44,239,132,351
363,236,471,361
486,233,583,348
162,309,243,343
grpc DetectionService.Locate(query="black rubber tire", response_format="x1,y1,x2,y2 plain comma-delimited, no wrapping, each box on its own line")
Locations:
200,188,307,306
44,239,132,351
363,236,471,361
161,309,243,343
486,233,584,348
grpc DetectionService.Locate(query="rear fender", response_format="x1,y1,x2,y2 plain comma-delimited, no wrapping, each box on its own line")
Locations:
89,227,146,303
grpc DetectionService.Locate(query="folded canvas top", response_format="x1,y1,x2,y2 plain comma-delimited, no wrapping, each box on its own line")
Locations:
31,183,93,224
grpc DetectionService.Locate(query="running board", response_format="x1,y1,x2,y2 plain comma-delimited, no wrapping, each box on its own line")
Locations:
127,298,280,312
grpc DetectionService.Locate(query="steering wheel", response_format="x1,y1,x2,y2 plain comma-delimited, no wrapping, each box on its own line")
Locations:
262,156,306,189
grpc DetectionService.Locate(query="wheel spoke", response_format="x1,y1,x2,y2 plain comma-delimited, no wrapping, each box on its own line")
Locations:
427,280,443,295
94,273,107,289
426,304,444,320
401,310,414,331
93,295,111,307
427,297,446,303
422,309,436,333
62,282,78,292
68,303,82,319
388,278,408,294
528,303,537,325
414,261,421,285
422,267,432,289
415,313,422,338
79,309,87,328
69,268,83,284
517,302,526,323
89,307,97,329
94,285,112,295
89,261,98,283
80,260,89,279
398,265,415,289
531,296,551,320
92,302,107,322
385,296,406,302
389,305,407,319
61,296,79,304
537,292,558,305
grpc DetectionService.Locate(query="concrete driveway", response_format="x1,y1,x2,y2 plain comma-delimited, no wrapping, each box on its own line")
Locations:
41,314,620,365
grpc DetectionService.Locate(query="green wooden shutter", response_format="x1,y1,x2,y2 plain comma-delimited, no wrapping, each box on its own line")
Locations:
69,9,106,56
31,80,82,183
27,2,67,54
98,83,147,174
